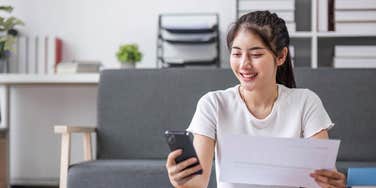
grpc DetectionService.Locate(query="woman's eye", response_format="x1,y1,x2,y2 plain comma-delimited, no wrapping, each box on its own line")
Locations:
232,53,241,57
251,54,263,58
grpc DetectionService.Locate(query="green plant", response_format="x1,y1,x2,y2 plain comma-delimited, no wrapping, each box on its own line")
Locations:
116,44,142,64
0,5,24,59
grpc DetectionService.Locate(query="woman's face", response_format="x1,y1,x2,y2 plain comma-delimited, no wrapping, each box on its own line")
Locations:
230,30,283,92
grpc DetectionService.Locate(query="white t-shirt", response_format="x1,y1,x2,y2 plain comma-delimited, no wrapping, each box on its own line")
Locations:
187,84,334,188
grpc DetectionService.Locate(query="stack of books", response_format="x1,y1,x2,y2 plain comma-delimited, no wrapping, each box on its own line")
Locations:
56,61,101,74
238,0,296,32
8,36,63,74
333,45,376,68
335,0,376,33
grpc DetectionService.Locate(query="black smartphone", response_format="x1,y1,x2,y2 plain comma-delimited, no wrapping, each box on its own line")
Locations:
164,130,203,175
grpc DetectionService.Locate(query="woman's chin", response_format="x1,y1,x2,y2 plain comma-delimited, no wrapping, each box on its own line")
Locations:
240,82,257,91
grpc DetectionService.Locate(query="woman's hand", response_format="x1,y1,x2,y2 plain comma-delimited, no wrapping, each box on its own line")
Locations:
166,149,202,187
310,169,346,188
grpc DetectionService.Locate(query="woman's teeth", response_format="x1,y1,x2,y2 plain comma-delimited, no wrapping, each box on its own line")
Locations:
241,73,257,78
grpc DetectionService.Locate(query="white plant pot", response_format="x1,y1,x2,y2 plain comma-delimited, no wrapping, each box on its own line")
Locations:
120,63,136,69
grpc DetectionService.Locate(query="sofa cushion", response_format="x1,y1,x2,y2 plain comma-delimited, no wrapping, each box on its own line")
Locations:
68,159,217,188
68,159,169,188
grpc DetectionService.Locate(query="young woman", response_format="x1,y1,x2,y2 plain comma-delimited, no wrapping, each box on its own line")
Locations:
166,11,346,188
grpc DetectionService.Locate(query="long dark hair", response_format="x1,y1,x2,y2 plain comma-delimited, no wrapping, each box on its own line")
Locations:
226,11,296,88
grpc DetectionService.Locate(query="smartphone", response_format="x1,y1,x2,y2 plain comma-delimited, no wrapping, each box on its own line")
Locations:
164,130,203,175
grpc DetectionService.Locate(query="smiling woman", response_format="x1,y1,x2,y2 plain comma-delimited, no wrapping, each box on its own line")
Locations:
165,10,346,188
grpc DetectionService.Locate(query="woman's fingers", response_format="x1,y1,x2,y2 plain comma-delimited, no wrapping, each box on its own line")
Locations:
175,174,197,186
174,157,198,173
166,149,182,166
166,150,202,187
311,169,346,188
314,169,345,180
174,163,202,180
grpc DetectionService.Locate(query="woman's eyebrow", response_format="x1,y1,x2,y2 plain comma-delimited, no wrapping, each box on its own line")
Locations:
231,46,265,51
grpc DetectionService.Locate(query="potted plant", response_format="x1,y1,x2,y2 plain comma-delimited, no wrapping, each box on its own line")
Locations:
116,43,142,68
0,5,24,73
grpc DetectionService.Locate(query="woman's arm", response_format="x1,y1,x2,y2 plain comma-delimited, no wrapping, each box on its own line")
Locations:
166,133,215,188
310,130,346,188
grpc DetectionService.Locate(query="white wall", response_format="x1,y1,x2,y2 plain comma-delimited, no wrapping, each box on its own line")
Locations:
3,0,236,68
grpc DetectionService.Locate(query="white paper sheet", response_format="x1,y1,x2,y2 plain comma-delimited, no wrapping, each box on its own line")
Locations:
219,134,340,188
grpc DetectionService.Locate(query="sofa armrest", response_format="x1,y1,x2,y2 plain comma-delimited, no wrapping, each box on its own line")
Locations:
54,125,96,188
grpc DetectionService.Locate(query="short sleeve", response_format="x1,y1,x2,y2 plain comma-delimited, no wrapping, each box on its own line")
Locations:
302,89,334,138
186,92,217,140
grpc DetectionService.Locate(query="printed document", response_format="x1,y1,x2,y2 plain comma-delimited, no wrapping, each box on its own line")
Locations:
219,134,340,188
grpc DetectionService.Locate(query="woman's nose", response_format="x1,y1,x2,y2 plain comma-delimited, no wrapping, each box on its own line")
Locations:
240,54,252,68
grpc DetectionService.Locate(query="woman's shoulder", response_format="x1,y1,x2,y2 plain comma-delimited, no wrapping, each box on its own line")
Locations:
279,84,322,103
199,85,239,102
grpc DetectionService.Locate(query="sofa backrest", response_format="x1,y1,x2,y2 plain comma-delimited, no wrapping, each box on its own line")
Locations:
97,68,376,161
294,68,376,161
97,69,237,159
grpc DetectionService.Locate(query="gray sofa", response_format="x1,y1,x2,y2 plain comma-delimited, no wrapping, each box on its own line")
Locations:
66,68,376,188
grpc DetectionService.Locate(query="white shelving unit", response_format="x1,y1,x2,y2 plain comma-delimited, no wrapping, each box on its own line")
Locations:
0,74,99,85
237,0,376,68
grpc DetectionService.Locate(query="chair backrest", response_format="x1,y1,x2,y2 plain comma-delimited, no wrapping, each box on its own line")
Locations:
96,69,237,159
97,68,376,161
294,68,376,161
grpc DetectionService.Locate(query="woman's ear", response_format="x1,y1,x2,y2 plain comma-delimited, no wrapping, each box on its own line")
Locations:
276,47,288,66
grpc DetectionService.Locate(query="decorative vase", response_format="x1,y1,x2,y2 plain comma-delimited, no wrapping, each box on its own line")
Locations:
120,63,136,69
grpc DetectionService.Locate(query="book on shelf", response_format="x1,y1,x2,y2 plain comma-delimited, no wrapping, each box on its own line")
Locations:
17,36,28,74
328,0,335,31
347,168,376,188
47,36,63,74
335,22,376,33
335,10,376,22
37,36,48,74
56,60,101,74
335,0,376,10
9,37,19,73
335,45,376,57
333,57,376,68
238,0,295,11
317,0,328,31
28,35,37,74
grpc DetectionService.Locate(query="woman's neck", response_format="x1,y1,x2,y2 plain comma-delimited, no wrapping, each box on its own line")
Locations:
239,84,279,117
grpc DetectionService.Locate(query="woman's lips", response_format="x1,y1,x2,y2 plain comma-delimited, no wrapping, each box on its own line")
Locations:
240,72,258,81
